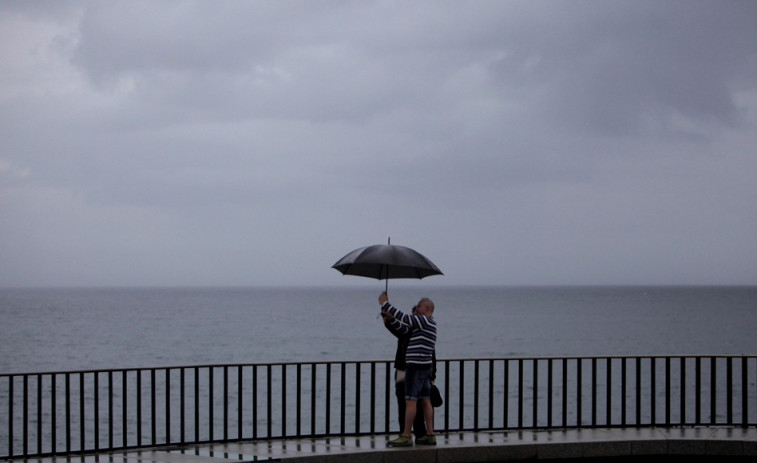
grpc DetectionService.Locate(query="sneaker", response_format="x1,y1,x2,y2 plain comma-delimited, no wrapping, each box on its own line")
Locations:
387,434,413,447
416,434,437,446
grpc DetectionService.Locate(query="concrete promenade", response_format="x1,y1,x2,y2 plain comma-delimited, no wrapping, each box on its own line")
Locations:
6,427,757,463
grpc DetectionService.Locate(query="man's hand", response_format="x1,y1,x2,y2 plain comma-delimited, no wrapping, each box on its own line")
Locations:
378,291,388,306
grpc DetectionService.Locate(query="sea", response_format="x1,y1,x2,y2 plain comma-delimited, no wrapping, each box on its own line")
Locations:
1,285,756,375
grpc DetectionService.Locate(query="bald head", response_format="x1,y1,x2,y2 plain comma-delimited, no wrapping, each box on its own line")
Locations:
417,297,434,316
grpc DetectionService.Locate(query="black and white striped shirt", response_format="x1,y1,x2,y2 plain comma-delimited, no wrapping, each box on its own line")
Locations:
382,302,436,367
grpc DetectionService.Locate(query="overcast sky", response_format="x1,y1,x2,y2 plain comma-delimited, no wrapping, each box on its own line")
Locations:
1,1,756,288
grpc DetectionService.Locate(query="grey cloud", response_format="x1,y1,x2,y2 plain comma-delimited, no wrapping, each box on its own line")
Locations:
481,1,757,135
65,1,757,136
1,1,756,287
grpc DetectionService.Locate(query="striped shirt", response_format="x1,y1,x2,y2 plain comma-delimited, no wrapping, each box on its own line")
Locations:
382,302,437,367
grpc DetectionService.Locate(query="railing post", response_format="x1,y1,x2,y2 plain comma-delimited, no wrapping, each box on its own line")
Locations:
355,362,361,435
635,357,641,425
312,364,318,435
237,366,243,440
742,357,749,425
7,375,13,457
194,367,200,443
281,364,287,437
339,362,346,434
621,358,627,426
107,371,112,449
517,359,523,428
651,357,656,426
252,365,258,440
223,366,228,441
681,357,686,424
547,359,553,428
561,358,567,428
79,372,85,452
65,372,71,453
474,360,479,430
325,363,332,435
591,358,597,426
532,359,538,429
710,357,717,425
383,362,390,433
727,357,734,424
137,369,142,445
606,358,612,426
444,360,451,431
459,360,465,430
503,359,509,429
266,364,272,438
23,375,28,455
208,366,213,441
180,368,186,444
576,358,582,427
151,368,157,445
665,357,671,425
370,362,376,434
696,357,702,424
488,360,494,429
296,363,302,437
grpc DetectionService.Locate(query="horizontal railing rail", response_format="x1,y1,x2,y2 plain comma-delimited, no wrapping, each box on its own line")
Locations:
2,355,756,458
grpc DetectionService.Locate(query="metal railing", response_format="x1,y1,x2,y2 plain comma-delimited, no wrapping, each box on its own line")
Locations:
2,355,756,458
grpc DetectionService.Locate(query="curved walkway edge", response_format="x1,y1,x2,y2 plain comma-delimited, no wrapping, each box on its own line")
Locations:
6,427,757,463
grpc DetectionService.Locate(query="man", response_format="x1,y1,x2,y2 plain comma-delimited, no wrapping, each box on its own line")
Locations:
378,291,437,447
381,304,436,440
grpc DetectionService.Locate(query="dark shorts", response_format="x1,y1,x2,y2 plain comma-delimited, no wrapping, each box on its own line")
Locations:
404,364,432,400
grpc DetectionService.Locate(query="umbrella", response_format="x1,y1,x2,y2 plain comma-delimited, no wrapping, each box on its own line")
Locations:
332,238,443,293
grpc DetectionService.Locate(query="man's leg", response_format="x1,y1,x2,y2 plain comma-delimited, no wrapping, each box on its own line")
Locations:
387,366,419,447
403,399,416,437
414,368,437,446
396,381,406,432
412,399,427,437
420,398,434,435
414,398,436,445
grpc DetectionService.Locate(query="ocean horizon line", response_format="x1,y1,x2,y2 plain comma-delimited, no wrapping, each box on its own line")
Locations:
2,283,756,291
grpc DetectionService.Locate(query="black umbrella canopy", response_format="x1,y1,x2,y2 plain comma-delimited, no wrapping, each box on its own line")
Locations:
332,243,443,282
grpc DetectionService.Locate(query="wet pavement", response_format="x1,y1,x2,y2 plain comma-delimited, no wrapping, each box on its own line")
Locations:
6,427,757,462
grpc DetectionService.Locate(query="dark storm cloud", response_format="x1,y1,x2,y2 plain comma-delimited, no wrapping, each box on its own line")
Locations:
1,1,756,287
